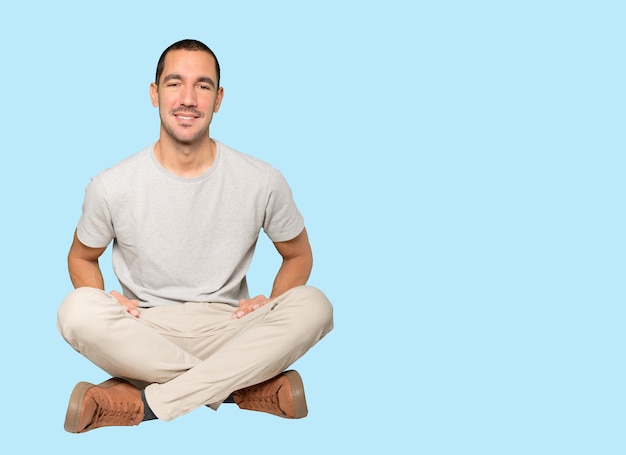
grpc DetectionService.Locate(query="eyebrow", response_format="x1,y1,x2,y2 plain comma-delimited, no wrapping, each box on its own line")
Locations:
162,74,216,89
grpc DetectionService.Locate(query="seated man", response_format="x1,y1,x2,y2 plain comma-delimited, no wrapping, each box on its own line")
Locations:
57,38,334,433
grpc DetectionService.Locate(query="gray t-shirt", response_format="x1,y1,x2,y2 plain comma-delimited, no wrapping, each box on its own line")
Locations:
77,141,304,307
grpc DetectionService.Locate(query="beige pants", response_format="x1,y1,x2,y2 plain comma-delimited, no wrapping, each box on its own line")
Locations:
57,285,333,421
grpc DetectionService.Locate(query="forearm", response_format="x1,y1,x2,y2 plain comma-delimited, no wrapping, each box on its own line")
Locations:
269,254,312,299
68,257,105,290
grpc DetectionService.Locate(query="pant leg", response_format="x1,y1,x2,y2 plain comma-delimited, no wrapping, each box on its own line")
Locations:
57,287,202,383
144,285,334,421
58,285,334,422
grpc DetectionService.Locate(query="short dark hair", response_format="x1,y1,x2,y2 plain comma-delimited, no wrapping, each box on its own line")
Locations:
155,39,221,87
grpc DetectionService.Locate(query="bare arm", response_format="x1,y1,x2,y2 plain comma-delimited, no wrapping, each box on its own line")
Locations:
67,230,107,289
232,227,313,319
67,230,141,317
269,227,313,299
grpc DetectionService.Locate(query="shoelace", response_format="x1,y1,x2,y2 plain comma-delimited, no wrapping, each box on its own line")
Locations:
92,398,141,427
239,384,285,415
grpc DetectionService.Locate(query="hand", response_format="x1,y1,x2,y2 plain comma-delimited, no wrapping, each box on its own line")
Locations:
110,290,141,318
231,294,270,319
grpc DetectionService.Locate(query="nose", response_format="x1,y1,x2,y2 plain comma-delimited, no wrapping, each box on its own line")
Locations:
179,84,197,106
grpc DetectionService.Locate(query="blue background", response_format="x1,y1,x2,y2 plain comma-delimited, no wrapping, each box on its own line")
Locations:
1,1,624,454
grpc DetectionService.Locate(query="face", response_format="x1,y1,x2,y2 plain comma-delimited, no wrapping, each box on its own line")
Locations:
150,49,224,146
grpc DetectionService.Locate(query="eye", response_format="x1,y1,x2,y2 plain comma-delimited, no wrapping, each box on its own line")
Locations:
198,84,211,91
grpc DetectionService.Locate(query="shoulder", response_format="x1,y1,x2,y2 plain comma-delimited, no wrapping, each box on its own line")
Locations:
216,141,277,175
94,145,153,183
85,146,154,203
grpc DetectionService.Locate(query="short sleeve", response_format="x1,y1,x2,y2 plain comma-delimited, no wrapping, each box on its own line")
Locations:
76,177,115,248
262,168,304,242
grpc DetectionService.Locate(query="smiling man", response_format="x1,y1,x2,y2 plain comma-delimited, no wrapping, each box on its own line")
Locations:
57,39,333,433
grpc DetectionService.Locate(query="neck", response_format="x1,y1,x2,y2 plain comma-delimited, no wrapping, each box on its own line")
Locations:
154,136,216,178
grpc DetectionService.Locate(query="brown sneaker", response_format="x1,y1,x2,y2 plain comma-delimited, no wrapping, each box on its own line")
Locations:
64,378,144,433
232,370,308,419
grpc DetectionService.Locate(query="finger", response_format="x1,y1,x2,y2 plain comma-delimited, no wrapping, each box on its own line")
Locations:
231,309,245,320
111,292,140,317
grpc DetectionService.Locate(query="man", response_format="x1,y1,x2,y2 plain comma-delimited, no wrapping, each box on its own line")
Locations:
57,39,333,433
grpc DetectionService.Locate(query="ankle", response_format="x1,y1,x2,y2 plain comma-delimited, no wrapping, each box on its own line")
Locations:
141,389,158,421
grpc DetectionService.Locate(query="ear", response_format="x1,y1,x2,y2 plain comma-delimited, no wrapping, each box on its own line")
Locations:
150,82,159,107
213,86,224,113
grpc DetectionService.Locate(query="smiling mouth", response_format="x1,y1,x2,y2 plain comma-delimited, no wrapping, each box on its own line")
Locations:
172,109,201,121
